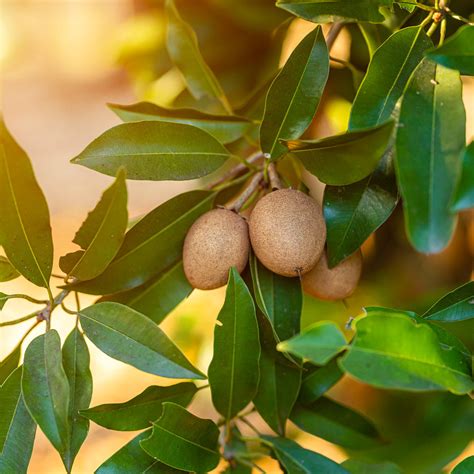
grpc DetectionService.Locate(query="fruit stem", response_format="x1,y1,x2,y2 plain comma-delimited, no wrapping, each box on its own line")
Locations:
326,22,344,50
224,171,263,211
267,163,283,190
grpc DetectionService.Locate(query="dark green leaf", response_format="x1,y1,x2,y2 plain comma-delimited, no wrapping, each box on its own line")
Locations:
0,344,21,385
208,268,260,419
452,456,474,474
298,358,344,405
349,26,431,130
100,261,192,324
109,102,250,144
452,141,474,212
396,60,465,253
71,122,232,181
62,327,93,472
69,190,215,295
0,367,36,474
260,26,329,160
165,0,231,113
423,281,474,322
79,302,204,379
339,308,474,394
286,120,394,185
0,119,53,288
60,169,128,281
22,331,70,465
276,0,391,23
426,25,474,76
254,350,301,435
342,459,403,474
278,321,347,365
290,397,382,449
0,292,7,310
140,402,220,472
81,382,197,431
96,430,182,474
0,256,19,282
261,436,349,474
223,427,255,474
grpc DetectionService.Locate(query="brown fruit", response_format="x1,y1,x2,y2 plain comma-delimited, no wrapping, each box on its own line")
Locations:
183,209,250,290
249,189,326,277
302,250,362,300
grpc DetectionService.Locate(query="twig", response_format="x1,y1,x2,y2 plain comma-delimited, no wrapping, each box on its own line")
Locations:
224,172,263,211
239,416,261,436
0,311,39,327
3,294,48,305
267,163,283,190
326,22,344,50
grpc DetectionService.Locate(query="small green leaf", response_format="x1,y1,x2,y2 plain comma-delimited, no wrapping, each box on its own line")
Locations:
140,403,220,472
62,328,92,472
0,367,36,474
340,308,474,394
260,26,329,160
276,0,391,23
261,436,349,474
0,292,8,310
100,261,192,324
427,25,474,76
69,190,215,295
79,302,204,379
60,169,128,281
285,120,394,185
452,141,474,212
0,119,53,288
396,60,465,253
423,281,474,322
290,397,383,449
0,256,20,282
96,429,182,474
71,122,232,181
81,382,197,431
22,331,70,466
208,268,260,419
452,456,474,474
165,0,231,113
342,459,403,474
109,102,250,144
0,344,21,385
277,321,347,365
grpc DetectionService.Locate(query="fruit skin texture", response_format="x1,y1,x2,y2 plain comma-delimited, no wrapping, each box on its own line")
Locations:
183,209,250,290
302,249,362,300
249,189,326,277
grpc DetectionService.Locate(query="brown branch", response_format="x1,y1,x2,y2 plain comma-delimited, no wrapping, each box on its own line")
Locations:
224,172,264,211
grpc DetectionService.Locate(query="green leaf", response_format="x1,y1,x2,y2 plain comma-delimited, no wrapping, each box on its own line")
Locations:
109,102,250,144
427,25,474,76
71,121,232,181
261,436,349,474
0,344,21,385
22,331,70,465
277,321,347,365
60,169,128,281
396,60,466,253
165,0,231,113
260,26,329,160
69,190,215,295
0,119,53,288
298,358,344,405
349,26,431,130
0,292,7,310
285,120,394,185
276,0,391,23
342,459,403,474
79,302,205,379
0,256,19,282
96,430,182,474
339,308,474,394
452,456,474,474
140,402,220,472
208,268,260,419
423,281,474,322
100,261,192,325
290,397,383,449
253,349,301,435
81,382,197,431
452,141,474,212
250,253,302,342
323,148,398,267
0,367,36,474
62,327,93,472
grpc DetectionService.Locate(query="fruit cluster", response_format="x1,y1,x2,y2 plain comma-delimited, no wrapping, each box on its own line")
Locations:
183,187,362,300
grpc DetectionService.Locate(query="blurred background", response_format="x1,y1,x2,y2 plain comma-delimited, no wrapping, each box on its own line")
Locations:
1,0,473,472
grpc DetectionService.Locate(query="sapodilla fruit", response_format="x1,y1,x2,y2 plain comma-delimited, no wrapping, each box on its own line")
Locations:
183,208,250,290
302,249,362,300
249,189,326,277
